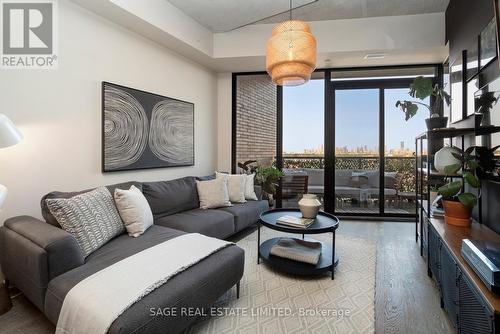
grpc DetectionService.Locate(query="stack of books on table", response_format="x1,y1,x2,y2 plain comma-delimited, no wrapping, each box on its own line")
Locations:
276,215,315,228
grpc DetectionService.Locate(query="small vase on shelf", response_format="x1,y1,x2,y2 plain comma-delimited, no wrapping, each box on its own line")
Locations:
298,194,321,219
434,145,461,174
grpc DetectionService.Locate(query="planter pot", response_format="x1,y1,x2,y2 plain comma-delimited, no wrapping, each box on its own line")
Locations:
442,200,472,227
266,193,275,207
425,116,448,130
298,194,321,219
434,145,461,174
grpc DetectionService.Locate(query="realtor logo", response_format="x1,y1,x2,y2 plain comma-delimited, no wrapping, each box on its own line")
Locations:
1,0,57,69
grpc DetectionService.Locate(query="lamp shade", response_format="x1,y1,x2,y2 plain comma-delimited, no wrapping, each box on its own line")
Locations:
0,114,22,148
266,20,317,86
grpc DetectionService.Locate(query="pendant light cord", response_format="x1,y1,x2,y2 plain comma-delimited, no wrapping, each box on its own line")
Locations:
289,0,292,20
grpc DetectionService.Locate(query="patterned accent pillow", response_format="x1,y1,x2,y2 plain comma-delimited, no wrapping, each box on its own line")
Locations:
46,187,125,257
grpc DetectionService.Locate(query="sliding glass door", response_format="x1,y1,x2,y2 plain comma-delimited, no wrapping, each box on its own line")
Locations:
384,88,428,214
334,89,380,214
282,74,325,209
329,73,433,216
232,65,440,218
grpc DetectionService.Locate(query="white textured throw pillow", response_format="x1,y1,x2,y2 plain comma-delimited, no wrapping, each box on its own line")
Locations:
215,172,247,203
114,185,154,238
244,174,258,200
196,178,232,209
46,187,125,257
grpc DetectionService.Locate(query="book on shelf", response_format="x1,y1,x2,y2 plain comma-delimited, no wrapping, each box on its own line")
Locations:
431,207,444,218
276,215,315,228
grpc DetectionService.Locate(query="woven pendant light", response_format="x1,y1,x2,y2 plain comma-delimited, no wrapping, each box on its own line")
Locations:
266,2,317,86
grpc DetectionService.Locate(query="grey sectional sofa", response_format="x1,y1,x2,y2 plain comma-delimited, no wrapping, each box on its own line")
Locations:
0,176,268,333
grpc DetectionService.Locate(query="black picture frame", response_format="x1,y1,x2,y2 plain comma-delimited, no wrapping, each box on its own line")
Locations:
101,82,195,172
450,53,465,123
480,17,497,69
474,77,500,180
467,77,479,117
466,40,479,80
443,59,451,120
496,0,500,70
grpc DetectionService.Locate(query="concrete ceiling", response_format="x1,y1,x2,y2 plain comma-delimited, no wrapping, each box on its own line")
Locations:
70,0,449,72
166,0,450,32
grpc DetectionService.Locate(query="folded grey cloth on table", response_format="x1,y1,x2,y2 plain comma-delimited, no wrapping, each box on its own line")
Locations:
269,238,322,265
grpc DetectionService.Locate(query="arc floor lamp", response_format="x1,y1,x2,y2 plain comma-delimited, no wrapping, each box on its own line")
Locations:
0,113,22,315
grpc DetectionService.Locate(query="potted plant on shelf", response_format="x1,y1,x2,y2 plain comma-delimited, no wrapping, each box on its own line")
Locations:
255,166,284,206
437,147,480,227
475,91,498,127
475,145,500,179
396,76,451,130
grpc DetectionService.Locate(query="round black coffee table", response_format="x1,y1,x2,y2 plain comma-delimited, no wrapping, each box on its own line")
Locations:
258,208,340,280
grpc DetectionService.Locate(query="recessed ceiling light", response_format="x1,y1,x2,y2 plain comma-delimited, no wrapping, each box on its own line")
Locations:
364,53,387,59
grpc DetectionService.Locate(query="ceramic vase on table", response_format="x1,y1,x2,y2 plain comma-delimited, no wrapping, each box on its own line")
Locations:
298,194,321,219
434,146,462,174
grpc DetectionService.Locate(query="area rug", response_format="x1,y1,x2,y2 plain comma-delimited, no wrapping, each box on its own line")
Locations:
185,228,376,334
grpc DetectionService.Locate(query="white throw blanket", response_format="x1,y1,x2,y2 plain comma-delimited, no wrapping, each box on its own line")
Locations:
56,233,233,334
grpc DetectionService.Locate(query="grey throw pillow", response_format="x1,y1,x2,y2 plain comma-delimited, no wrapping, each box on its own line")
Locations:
114,185,153,238
196,178,232,209
46,187,125,257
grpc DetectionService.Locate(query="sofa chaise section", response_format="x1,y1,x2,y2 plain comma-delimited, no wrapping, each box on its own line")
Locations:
44,225,244,333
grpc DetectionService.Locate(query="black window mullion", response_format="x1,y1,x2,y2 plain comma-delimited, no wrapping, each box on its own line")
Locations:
379,88,385,215
231,74,237,173
276,85,283,208
324,71,335,213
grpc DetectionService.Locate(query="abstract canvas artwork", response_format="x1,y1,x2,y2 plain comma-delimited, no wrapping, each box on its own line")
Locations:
102,82,194,172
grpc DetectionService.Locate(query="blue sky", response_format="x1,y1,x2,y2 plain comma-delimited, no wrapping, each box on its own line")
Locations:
283,80,427,153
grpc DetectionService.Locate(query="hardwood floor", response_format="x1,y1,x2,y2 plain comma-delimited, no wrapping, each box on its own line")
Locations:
339,221,454,334
0,221,454,334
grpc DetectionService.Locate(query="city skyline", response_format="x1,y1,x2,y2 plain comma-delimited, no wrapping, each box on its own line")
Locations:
284,143,415,157
283,80,427,154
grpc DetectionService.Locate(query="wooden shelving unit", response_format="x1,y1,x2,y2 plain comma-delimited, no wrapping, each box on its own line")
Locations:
417,167,462,177
415,125,500,333
414,125,500,252
414,127,470,256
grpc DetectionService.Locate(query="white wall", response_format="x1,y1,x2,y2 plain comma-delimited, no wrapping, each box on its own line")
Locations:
68,2,448,72
0,1,217,221
216,73,232,172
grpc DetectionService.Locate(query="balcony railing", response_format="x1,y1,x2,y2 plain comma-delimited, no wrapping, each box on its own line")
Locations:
283,154,416,192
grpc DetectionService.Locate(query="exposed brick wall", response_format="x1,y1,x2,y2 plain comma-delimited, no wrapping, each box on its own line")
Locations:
236,75,277,167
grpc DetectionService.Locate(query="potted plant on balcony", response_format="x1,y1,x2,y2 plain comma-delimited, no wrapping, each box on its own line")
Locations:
437,147,479,227
255,166,284,206
396,76,451,130
237,160,258,174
